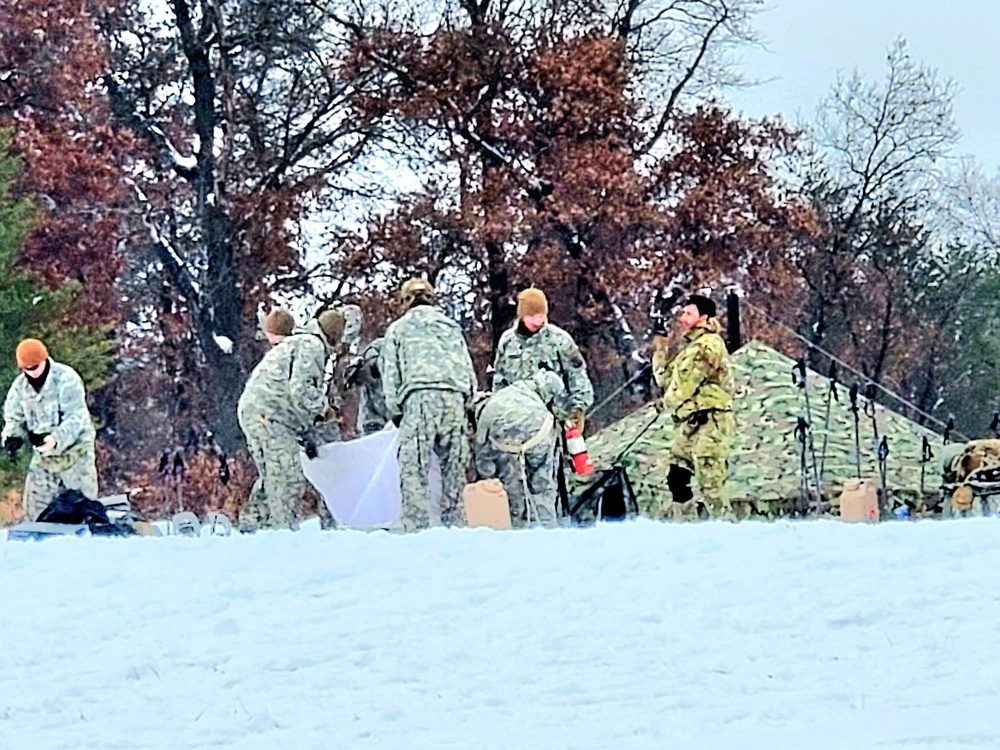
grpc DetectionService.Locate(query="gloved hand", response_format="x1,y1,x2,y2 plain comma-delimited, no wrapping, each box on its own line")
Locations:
27,431,48,448
568,408,586,433
314,406,337,425
3,436,23,462
303,438,318,460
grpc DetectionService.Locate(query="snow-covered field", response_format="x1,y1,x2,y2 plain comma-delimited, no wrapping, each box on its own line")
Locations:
2,518,999,750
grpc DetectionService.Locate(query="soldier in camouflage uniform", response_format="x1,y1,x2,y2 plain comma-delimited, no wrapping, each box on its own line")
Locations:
238,310,345,531
942,439,1000,517
654,295,735,519
262,307,295,345
474,371,565,527
492,288,594,429
301,304,362,448
2,339,98,520
347,337,390,435
380,279,476,532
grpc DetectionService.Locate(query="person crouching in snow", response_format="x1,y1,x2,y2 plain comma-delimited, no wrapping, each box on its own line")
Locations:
474,371,566,528
2,338,99,520
237,309,345,531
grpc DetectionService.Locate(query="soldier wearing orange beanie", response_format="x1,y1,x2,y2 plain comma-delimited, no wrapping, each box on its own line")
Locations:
3,338,99,519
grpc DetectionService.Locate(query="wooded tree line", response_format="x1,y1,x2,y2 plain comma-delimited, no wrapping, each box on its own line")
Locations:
2,0,999,511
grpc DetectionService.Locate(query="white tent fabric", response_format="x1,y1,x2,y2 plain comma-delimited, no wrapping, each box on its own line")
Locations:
301,426,442,530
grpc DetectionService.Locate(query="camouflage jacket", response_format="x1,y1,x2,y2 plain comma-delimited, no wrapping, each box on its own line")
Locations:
2,360,96,462
475,371,563,450
354,337,390,434
380,305,476,419
659,318,734,419
492,323,594,421
238,319,332,430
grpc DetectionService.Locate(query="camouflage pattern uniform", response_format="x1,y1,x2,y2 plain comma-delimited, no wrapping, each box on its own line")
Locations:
352,338,390,435
942,439,1000,517
381,306,476,531
492,323,594,422
2,361,98,520
301,305,362,448
656,318,735,518
475,372,565,527
237,319,333,531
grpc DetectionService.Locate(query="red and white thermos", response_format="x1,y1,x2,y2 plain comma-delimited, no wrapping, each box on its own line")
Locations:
565,423,594,475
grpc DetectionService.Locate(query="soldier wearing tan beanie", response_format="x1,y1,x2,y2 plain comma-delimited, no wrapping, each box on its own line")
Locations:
238,307,348,532
264,308,296,344
493,286,593,432
516,287,549,326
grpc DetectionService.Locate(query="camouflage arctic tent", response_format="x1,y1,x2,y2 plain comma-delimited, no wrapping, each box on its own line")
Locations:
585,341,942,517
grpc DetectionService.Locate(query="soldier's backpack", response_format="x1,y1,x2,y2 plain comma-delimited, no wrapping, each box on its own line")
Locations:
36,489,111,526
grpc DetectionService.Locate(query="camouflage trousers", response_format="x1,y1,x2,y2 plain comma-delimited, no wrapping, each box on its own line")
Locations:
669,410,735,519
23,442,99,521
239,412,306,531
397,390,469,532
476,433,559,528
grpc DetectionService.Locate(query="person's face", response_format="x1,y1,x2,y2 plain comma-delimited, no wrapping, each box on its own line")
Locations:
266,331,285,346
523,314,547,332
678,304,706,330
21,361,46,377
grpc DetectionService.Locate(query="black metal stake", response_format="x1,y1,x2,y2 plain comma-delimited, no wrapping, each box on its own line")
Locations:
849,382,861,479
793,357,823,513
819,361,839,482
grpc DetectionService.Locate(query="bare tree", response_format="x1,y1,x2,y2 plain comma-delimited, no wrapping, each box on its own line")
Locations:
100,0,383,450
796,39,961,396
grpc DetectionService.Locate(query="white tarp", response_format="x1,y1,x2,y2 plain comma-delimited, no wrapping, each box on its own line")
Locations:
300,426,442,530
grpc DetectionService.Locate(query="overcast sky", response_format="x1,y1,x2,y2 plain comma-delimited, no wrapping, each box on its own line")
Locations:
726,0,1000,171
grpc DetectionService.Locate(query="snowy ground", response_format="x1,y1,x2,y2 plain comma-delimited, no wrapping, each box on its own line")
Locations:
2,518,1000,750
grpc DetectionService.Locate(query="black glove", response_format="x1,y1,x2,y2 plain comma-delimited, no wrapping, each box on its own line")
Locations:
303,438,318,460
4,436,23,462
27,431,48,448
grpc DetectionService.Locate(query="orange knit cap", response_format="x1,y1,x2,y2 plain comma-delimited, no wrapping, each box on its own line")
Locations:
516,288,548,319
16,338,49,369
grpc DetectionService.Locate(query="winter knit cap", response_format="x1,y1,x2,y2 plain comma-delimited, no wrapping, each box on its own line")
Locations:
264,308,295,337
516,288,548,320
686,294,716,318
317,309,346,345
16,338,48,369
400,278,435,308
